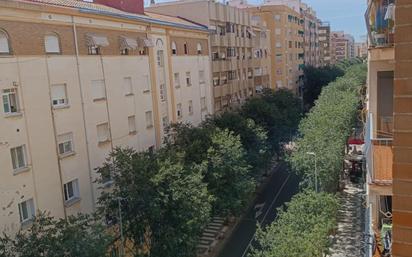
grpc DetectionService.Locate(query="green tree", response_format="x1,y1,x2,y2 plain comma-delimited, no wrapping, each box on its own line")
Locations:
250,191,338,257
202,129,255,216
303,65,344,109
0,213,112,257
206,112,270,175
97,148,212,257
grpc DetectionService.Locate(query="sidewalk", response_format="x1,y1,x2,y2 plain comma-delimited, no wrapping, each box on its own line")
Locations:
327,179,366,257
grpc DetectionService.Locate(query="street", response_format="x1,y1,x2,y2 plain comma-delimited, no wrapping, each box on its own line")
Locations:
217,163,300,257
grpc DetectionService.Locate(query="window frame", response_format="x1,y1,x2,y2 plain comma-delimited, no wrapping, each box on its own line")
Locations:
2,88,20,114
63,179,80,203
171,41,177,55
44,33,61,54
51,84,69,108
0,29,11,55
18,198,35,224
10,145,28,173
57,133,74,157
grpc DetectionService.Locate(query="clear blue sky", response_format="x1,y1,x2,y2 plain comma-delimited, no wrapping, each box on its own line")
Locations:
148,0,367,42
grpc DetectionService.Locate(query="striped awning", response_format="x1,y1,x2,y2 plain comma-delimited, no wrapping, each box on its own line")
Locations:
120,36,138,50
137,37,154,48
85,34,109,47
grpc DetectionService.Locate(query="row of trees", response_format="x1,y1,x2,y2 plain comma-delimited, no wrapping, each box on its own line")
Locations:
0,89,302,257
302,57,364,110
252,64,367,257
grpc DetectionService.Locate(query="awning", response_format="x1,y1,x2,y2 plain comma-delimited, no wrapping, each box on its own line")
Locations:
86,34,109,47
120,36,138,50
140,37,154,48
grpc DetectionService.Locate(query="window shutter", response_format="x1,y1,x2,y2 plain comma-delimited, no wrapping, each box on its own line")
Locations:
0,33,9,53
51,84,66,104
45,35,60,53
91,80,106,100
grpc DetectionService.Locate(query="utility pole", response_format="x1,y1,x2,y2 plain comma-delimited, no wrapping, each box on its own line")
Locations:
306,152,318,193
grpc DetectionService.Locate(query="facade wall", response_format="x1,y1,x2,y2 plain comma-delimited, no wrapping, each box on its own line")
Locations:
0,1,211,235
318,23,331,66
251,5,304,94
392,1,412,255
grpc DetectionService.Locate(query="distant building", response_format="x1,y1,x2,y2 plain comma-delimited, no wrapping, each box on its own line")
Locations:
331,31,355,63
355,42,367,58
318,21,332,66
147,0,272,113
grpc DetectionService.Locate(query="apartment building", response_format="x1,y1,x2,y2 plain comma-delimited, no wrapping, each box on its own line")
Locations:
364,0,412,256
147,0,271,112
0,0,212,234
355,41,368,59
250,3,304,94
318,21,331,66
300,3,319,67
331,31,355,63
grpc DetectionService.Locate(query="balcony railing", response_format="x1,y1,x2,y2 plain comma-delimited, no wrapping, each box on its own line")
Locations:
365,113,393,185
365,0,395,48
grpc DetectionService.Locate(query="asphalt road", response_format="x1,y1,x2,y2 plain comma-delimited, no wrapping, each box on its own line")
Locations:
216,163,300,257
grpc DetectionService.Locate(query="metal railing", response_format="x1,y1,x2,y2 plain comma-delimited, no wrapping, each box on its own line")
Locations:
365,0,395,48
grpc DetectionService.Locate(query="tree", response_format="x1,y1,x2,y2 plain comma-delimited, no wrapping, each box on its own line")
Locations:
241,89,302,155
202,129,255,216
96,148,212,257
250,191,338,257
0,213,112,257
206,112,270,175
289,64,366,192
303,65,344,109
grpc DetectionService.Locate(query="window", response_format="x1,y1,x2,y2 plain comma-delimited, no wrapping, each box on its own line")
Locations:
177,103,182,119
88,46,100,55
128,115,136,134
188,100,193,115
162,116,169,133
174,73,180,88
156,50,164,67
171,41,177,55
274,14,281,21
120,48,129,55
0,30,10,54
197,43,202,55
10,145,27,171
51,84,68,107
186,72,191,86
97,123,110,143
123,77,133,96
159,84,167,102
276,42,281,48
145,111,153,128
184,42,188,55
63,179,80,203
91,79,106,100
44,34,60,54
289,41,292,48
58,133,74,156
199,70,205,84
201,97,207,111
2,88,19,114
18,199,35,224
143,75,150,93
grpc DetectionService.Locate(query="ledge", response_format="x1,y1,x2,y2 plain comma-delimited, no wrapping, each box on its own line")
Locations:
129,131,137,136
59,151,76,159
4,112,23,118
98,139,111,146
93,97,107,102
125,93,134,97
13,166,30,175
64,197,81,207
53,104,70,110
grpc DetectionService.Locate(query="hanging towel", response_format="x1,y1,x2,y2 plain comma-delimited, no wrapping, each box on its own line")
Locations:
384,3,395,21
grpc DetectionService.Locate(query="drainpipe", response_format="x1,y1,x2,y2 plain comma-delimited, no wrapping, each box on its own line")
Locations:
72,16,96,211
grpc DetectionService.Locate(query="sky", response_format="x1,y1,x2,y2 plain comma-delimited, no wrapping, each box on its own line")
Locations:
147,0,367,42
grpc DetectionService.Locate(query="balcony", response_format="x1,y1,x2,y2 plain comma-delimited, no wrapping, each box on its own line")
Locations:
365,113,393,186
365,0,395,48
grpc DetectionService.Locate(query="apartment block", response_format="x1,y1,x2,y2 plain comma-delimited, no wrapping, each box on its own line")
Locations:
364,0,412,256
250,3,304,94
355,41,368,59
318,21,332,66
331,31,355,63
300,3,319,67
0,0,212,234
147,0,271,113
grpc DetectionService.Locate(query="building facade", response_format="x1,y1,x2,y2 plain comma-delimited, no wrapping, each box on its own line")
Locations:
364,0,412,256
331,31,355,63
355,41,368,59
0,0,212,234
250,4,304,94
147,0,271,113
318,21,331,66
300,3,319,67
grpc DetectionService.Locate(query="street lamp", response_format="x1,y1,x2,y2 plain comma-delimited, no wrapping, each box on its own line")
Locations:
306,152,318,193
116,197,125,257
